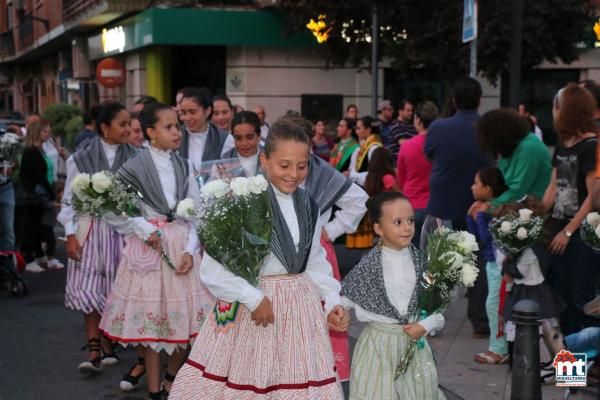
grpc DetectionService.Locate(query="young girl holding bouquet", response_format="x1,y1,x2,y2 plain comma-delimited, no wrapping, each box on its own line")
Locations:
468,166,510,365
98,102,213,400
342,191,445,400
58,102,137,373
170,119,350,399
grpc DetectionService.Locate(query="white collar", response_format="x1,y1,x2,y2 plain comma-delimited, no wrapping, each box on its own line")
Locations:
101,139,119,150
149,145,171,159
272,184,293,199
188,126,209,136
239,150,259,161
382,245,411,258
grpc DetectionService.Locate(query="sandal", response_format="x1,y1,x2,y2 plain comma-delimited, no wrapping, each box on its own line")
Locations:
101,340,120,366
474,351,509,364
120,356,146,392
77,338,103,374
160,371,176,397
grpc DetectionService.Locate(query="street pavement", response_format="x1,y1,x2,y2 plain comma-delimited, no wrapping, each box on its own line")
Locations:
0,243,598,399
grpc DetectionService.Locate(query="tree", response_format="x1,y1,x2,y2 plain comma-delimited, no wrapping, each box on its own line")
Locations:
280,0,594,85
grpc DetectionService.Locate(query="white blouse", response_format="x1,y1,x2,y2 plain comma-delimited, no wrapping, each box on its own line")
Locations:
239,151,259,177
199,186,342,313
101,140,119,167
342,246,445,333
348,144,379,186
495,248,544,286
187,127,235,172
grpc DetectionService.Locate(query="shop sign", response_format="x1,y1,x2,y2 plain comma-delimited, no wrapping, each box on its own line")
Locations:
96,57,126,88
102,26,126,53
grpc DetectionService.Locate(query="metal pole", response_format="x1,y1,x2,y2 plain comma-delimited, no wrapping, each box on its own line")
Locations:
469,38,477,78
508,0,523,108
371,2,379,117
511,299,542,400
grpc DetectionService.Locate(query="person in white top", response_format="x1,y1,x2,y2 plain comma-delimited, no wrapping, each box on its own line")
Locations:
178,88,235,173
221,111,263,177
211,94,234,133
98,103,213,400
57,102,137,375
170,119,349,400
342,192,445,400
346,116,383,187
253,105,269,145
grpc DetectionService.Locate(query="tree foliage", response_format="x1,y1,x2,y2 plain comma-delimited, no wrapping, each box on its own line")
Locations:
280,0,594,84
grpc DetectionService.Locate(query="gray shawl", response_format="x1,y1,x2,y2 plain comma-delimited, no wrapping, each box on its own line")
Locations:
221,147,264,177
118,148,189,219
179,123,228,162
342,245,426,323
73,136,136,174
305,154,353,215
268,185,319,274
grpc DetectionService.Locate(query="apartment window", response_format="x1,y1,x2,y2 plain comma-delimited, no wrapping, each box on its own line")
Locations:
7,4,13,30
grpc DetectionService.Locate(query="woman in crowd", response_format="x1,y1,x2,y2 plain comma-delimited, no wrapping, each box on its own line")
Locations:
311,120,334,161
477,108,552,209
221,111,263,177
396,101,438,247
346,116,383,187
542,83,600,335
129,113,147,148
15,120,55,273
178,88,234,173
58,101,137,373
211,94,234,133
330,118,358,172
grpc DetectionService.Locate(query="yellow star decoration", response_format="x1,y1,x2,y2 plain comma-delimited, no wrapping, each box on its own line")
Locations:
594,20,600,41
307,14,332,44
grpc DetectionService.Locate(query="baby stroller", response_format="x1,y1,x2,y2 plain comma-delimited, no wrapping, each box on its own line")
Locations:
0,251,28,297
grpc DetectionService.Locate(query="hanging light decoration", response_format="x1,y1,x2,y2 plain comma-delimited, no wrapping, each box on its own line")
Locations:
307,14,332,44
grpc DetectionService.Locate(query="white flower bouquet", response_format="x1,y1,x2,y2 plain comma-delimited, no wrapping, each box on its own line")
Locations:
179,175,271,286
397,227,479,376
581,212,600,251
489,208,544,255
0,132,22,165
71,171,140,218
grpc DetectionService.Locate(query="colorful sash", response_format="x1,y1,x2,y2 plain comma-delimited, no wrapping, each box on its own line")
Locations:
330,138,359,171
356,135,382,172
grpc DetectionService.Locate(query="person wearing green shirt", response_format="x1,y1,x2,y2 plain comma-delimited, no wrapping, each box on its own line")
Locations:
477,109,552,208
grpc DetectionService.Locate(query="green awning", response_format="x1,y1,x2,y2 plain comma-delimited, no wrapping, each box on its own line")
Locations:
88,7,315,59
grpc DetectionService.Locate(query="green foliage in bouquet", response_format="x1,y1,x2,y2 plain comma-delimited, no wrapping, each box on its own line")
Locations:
71,171,140,218
198,177,272,286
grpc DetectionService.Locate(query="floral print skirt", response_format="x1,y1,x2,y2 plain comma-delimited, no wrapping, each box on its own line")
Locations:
99,220,214,355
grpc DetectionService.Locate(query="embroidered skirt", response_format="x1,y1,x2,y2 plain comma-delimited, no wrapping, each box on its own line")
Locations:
170,273,344,400
350,322,445,400
99,220,213,355
321,237,351,382
65,218,123,314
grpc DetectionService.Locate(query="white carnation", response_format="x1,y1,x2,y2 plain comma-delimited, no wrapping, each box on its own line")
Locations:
176,198,196,219
586,212,600,226
461,263,478,287
457,231,479,253
518,208,533,222
72,173,91,196
91,171,112,193
248,175,268,194
230,177,251,197
442,251,464,268
201,180,230,199
595,224,600,239
500,221,512,234
516,227,528,240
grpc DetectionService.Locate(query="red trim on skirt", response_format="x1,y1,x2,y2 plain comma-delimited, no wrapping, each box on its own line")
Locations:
185,359,338,394
100,329,198,344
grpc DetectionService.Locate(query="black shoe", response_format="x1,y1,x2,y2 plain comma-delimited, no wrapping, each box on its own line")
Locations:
160,371,176,397
77,338,103,374
120,356,146,392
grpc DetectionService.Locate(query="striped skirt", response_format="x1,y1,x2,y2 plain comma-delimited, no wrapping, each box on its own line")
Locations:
99,220,214,355
65,218,123,314
170,273,344,400
350,323,445,400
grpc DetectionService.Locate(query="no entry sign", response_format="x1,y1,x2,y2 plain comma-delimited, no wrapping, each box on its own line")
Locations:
96,57,125,88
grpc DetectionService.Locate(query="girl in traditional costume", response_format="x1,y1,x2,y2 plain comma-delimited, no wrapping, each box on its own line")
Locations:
97,103,213,400
220,111,263,178
342,192,445,400
58,102,137,374
346,116,383,249
170,119,350,399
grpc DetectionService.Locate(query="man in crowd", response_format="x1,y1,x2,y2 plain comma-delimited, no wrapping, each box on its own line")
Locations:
74,112,96,151
377,100,395,152
345,104,358,120
253,105,269,143
388,99,417,157
132,95,158,114
424,77,491,337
